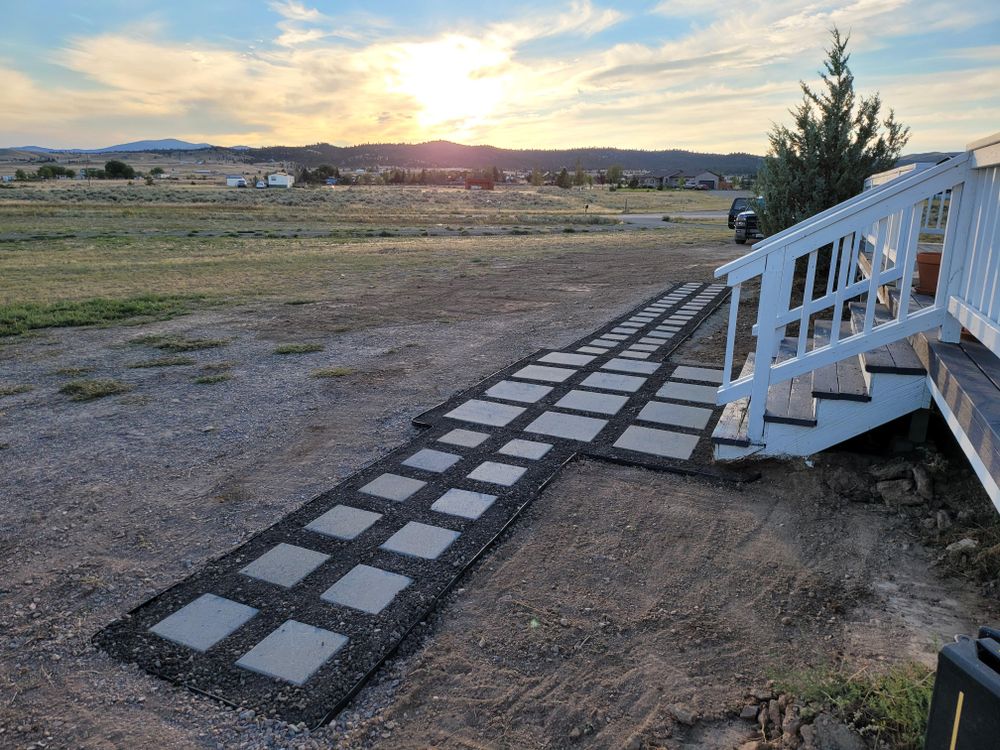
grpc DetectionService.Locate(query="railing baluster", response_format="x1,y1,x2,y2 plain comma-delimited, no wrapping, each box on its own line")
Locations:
864,218,888,333
826,235,842,298
747,254,784,442
896,203,921,321
721,281,740,392
798,250,818,357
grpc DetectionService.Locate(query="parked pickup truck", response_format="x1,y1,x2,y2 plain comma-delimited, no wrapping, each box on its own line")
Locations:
734,209,765,244
727,197,750,228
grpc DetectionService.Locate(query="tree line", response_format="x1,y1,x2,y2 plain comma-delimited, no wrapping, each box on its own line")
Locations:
13,159,140,181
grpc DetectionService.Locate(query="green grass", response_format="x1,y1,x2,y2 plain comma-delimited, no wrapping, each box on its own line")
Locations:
52,367,94,376
0,295,195,337
200,361,234,372
311,367,354,378
59,378,132,401
192,373,230,384
0,384,32,397
776,663,934,749
127,356,197,368
274,343,324,355
131,334,227,352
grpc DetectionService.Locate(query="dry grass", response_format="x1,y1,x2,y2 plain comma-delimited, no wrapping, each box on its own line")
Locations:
274,343,324,355
59,379,132,401
311,367,354,378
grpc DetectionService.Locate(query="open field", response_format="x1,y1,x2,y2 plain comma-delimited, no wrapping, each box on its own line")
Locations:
1,188,996,749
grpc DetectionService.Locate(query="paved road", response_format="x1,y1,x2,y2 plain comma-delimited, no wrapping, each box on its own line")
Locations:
620,211,727,228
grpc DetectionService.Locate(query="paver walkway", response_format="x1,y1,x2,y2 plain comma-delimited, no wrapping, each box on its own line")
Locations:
96,281,733,727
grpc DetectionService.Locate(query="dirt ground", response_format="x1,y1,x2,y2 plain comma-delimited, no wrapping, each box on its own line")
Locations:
1,236,996,750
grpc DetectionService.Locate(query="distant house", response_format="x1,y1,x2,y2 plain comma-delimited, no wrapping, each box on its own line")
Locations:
664,171,687,188
267,173,294,188
255,180,266,189
225,175,247,188
693,171,721,189
464,176,494,190
325,177,338,186
639,174,664,188
0,174,13,183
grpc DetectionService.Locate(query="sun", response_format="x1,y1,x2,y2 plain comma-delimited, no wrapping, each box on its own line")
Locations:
388,35,509,131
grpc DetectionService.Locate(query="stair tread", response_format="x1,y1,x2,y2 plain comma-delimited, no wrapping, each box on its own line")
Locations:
712,353,753,446
847,304,926,375
812,320,871,401
764,340,817,425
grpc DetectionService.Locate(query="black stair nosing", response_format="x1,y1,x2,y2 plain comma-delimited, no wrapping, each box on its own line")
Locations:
846,303,927,376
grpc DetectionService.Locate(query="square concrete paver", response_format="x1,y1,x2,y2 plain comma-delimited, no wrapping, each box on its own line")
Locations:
538,352,595,367
445,398,525,427
620,351,650,359
320,564,412,614
671,366,725,384
629,343,658,352
580,372,646,392
637,401,713,430
601,357,660,375
590,339,620,348
610,327,637,335
306,504,383,540
657,381,718,404
511,364,577,383
602,333,628,341
524,411,607,441
149,593,258,653
240,543,330,587
498,438,552,460
577,346,608,355
555,389,629,415
402,448,461,473
438,428,490,448
468,460,527,486
359,473,426,502
236,620,347,686
485,379,553,403
380,521,460,560
613,425,699,460
640,336,669,344
431,488,498,519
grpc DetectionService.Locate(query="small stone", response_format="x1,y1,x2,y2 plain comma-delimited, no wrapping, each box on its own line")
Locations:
870,459,911,481
912,464,934,500
559,617,570,628
876,478,919,505
781,616,793,626
935,509,952,531
740,704,759,721
946,538,978,559
239,709,255,721
569,726,582,740
667,704,696,726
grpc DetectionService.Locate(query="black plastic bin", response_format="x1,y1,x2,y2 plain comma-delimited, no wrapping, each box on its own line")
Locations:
925,626,1000,749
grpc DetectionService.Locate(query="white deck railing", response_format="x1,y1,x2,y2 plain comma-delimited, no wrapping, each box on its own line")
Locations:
715,132,1000,443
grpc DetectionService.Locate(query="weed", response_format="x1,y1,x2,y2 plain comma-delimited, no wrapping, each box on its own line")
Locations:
200,361,234,372
662,215,672,222
127,356,197,368
0,296,195,337
53,367,94,376
0,384,32,397
776,662,934,749
131,334,227,352
311,367,354,378
60,378,132,401
274,343,324,354
192,373,231,384
284,299,316,305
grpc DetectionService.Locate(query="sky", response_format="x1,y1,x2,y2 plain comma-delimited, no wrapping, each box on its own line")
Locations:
2,0,998,154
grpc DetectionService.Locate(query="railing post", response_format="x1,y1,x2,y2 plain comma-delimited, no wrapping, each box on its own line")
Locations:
747,253,784,442
938,173,975,342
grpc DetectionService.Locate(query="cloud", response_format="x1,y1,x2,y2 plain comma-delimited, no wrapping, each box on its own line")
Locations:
0,0,996,152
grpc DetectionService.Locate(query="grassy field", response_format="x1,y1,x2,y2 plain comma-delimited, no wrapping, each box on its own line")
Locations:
0,183,733,337
0,182,735,234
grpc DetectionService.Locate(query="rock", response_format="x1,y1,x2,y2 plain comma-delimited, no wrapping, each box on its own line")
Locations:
825,468,872,502
667,704,697,726
568,726,582,740
799,723,816,749
870,459,911,481
810,713,866,750
768,699,782,731
936,509,952,531
740,704,759,721
738,742,766,750
957,509,974,522
946,538,978,560
559,617,570,628
624,734,643,750
876,478,919,506
238,709,255,721
781,616,793,627
912,464,934,500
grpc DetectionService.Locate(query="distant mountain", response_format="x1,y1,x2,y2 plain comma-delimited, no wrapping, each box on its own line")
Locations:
245,140,764,175
11,139,213,153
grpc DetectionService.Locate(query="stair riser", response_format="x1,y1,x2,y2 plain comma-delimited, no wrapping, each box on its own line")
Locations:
861,368,927,399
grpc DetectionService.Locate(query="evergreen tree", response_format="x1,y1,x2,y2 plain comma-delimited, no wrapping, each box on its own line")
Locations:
606,164,623,186
530,168,544,187
556,168,572,189
573,159,587,186
757,28,909,235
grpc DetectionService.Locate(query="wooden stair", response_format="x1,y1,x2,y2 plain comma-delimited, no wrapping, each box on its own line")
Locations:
713,302,931,459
